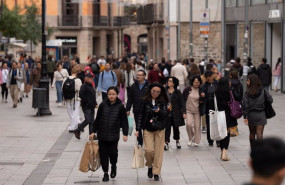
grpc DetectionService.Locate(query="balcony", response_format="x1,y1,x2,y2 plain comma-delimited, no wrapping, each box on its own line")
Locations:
137,3,164,24
58,15,82,28
113,16,131,27
93,16,108,27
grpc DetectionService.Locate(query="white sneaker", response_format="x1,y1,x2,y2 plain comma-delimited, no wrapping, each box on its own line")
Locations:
193,143,198,147
58,103,62,106
187,141,192,146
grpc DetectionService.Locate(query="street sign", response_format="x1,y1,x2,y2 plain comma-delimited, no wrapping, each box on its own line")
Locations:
269,9,281,19
200,9,210,38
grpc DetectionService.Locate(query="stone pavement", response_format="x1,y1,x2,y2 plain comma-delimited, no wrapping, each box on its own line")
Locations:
0,88,284,185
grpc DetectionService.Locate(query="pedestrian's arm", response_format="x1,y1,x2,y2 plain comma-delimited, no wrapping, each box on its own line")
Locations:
120,105,129,136
113,72,118,87
242,94,249,119
126,86,133,112
136,102,145,131
93,103,103,133
183,67,188,80
97,72,102,92
179,91,186,114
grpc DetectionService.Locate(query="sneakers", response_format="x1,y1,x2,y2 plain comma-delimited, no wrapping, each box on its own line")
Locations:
164,143,169,151
154,175,160,181
74,130,81,139
26,95,29,98
209,142,213,147
110,166,117,178
58,103,62,106
147,167,153,178
193,143,198,147
12,104,17,108
20,98,22,103
187,140,193,146
176,141,181,149
102,173,109,182
202,127,207,133
4,99,7,103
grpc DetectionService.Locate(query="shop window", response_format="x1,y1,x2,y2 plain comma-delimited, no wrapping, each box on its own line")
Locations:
251,0,266,4
226,0,236,7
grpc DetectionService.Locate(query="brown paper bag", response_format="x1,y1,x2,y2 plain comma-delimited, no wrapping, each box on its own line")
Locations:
79,141,91,172
131,145,144,169
89,141,101,172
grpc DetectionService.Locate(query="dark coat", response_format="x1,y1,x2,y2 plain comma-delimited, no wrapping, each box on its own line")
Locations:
136,100,168,132
199,80,219,114
167,89,186,127
79,82,97,110
126,80,150,114
257,64,272,87
229,79,243,102
93,98,128,142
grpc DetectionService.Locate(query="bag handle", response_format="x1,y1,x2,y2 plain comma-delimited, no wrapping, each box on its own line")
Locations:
214,94,218,111
229,90,235,102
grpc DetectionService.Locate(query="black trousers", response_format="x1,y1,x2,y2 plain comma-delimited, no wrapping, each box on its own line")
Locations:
134,113,143,146
165,116,180,143
99,140,118,173
102,92,107,102
48,73,54,85
1,83,8,99
78,108,94,134
220,133,230,150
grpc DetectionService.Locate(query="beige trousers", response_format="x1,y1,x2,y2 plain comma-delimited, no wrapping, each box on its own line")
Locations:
186,111,201,144
144,129,165,175
10,85,19,106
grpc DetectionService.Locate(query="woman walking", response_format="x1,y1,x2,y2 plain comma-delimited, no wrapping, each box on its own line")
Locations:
1,63,9,103
183,75,202,147
52,63,69,106
243,74,273,150
125,62,135,97
215,77,239,161
273,57,282,92
23,63,31,98
136,83,168,181
164,76,186,150
89,86,128,182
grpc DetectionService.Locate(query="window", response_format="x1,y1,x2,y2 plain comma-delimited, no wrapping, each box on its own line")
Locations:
226,0,236,7
251,0,266,4
267,0,283,3
238,0,250,6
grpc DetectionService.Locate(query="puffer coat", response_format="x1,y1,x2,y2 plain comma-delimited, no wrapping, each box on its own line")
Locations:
93,98,128,142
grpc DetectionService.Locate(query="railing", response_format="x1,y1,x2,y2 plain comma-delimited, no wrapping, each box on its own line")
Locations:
93,15,108,27
137,3,164,24
58,15,82,27
113,16,131,27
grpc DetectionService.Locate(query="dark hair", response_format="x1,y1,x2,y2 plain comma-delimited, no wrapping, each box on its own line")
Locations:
247,57,253,66
107,86,119,94
247,74,262,96
275,57,281,70
126,62,132,73
136,60,142,66
250,137,285,177
191,75,202,87
262,58,267,64
161,57,166,64
206,63,213,71
229,70,238,79
190,64,200,75
138,69,146,76
190,58,194,63
166,76,179,89
209,59,215,64
112,63,118,69
144,83,168,104
183,59,189,65
215,77,230,96
236,57,241,63
204,70,213,77
56,62,62,69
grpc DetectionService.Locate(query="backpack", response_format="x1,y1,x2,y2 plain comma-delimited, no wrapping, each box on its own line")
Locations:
91,63,99,74
62,77,77,100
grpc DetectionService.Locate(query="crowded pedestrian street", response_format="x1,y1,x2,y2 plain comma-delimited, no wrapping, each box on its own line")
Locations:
0,88,284,185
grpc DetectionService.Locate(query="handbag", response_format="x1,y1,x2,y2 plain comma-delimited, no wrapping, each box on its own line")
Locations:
131,145,145,169
264,89,276,119
229,126,239,137
209,95,227,140
228,90,243,119
127,116,134,136
150,116,164,130
79,140,100,172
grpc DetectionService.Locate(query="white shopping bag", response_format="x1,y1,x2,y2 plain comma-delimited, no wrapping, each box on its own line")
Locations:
209,95,227,141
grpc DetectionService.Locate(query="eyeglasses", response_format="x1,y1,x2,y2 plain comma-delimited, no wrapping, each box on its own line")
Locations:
168,80,173,82
151,90,161,94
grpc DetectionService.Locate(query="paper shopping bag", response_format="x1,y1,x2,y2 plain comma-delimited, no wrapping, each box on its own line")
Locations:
89,140,101,172
79,141,91,172
131,145,144,169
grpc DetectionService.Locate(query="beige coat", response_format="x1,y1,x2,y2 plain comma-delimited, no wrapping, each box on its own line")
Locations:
171,63,188,85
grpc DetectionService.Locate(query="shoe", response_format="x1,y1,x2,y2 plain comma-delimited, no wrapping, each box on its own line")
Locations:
110,166,117,178
164,143,169,151
176,141,181,149
147,167,153,178
193,143,198,147
187,140,192,146
216,141,221,147
202,127,207,133
154,175,159,181
20,98,22,103
68,130,74,133
18,99,20,103
74,130,81,139
102,173,109,182
12,104,17,108
221,149,230,161
26,95,29,98
58,103,62,106
209,143,213,147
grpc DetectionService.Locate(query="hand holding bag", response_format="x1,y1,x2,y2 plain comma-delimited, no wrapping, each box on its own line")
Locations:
228,90,243,119
132,145,144,169
79,141,91,172
79,140,101,172
209,95,227,141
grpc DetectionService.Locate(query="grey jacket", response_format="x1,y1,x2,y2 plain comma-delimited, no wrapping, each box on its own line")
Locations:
7,69,24,89
242,88,273,119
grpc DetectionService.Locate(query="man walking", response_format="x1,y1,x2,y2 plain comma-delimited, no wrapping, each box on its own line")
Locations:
97,62,117,101
7,62,24,108
126,70,150,146
148,63,165,84
257,58,272,91
74,74,97,139
171,59,188,91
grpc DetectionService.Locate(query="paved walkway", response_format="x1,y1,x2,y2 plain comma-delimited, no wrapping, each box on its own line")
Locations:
0,88,284,185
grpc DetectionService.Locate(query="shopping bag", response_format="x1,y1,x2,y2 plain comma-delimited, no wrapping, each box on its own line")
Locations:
128,116,134,136
79,141,91,172
209,95,227,141
229,126,239,137
89,140,101,172
228,90,242,119
131,145,144,169
20,83,24,92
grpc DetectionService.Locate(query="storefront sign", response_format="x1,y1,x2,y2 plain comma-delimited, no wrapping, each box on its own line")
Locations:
269,10,280,19
56,37,77,45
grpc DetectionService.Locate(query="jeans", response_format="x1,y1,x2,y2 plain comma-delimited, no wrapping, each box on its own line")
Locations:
78,108,95,134
94,74,99,88
55,81,63,102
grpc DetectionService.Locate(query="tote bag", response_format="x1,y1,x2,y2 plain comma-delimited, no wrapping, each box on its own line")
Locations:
131,145,144,169
79,140,100,172
209,95,227,141
127,116,134,136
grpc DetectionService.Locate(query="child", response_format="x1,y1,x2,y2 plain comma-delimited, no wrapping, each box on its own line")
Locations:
89,86,128,182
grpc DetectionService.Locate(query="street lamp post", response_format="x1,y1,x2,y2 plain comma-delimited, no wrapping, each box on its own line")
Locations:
204,0,208,64
39,0,52,116
242,0,249,94
189,0,193,58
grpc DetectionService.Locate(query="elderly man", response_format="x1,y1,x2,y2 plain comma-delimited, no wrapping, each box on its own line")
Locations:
171,59,188,91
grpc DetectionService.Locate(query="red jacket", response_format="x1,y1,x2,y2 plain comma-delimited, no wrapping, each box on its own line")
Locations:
148,70,165,84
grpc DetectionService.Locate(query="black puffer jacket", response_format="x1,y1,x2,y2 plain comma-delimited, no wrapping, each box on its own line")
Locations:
136,100,168,132
126,80,150,113
229,79,243,102
79,82,97,110
257,64,272,86
93,98,128,142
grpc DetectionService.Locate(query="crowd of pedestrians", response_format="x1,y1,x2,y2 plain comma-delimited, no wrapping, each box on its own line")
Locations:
0,52,282,184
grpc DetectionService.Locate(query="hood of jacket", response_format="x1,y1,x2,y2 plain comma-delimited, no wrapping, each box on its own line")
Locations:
259,64,270,70
248,87,263,98
229,79,241,87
